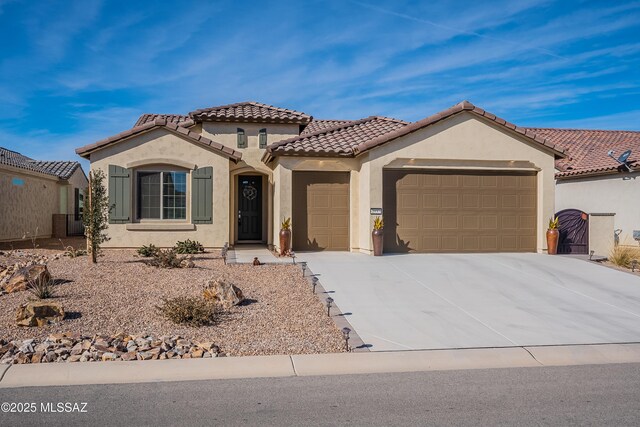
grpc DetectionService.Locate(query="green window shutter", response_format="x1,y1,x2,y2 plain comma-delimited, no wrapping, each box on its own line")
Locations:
259,128,267,148
191,167,213,224
108,165,131,224
237,128,247,148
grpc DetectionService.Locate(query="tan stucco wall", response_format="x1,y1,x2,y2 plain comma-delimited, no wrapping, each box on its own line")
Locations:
556,173,640,246
589,213,616,257
64,167,89,215
89,128,232,248
0,166,59,242
269,112,557,254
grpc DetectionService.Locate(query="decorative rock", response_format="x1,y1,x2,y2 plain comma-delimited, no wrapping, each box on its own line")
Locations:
68,355,82,363
121,352,137,361
202,279,245,308
31,352,44,363
16,301,64,327
191,349,204,358
44,351,57,363
102,352,117,361
4,264,51,293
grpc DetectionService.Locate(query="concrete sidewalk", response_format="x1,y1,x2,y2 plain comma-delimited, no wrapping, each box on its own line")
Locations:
227,245,292,264
2,343,640,388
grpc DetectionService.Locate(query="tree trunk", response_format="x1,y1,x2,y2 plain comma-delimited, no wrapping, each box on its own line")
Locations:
88,173,96,264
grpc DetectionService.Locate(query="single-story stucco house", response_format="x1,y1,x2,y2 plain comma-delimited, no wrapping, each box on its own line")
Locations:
531,128,639,255
0,147,88,242
76,101,570,254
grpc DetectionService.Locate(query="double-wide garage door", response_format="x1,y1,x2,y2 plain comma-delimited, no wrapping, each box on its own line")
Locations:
292,172,350,251
383,170,537,253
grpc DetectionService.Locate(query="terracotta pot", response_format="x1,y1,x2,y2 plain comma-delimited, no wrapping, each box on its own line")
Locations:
372,229,384,256
279,229,291,256
546,229,559,255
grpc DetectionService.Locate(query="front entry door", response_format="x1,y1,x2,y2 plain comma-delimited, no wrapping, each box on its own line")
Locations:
238,175,262,241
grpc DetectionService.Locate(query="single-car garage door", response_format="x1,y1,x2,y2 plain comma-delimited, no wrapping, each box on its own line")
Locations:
292,171,350,251
383,170,537,253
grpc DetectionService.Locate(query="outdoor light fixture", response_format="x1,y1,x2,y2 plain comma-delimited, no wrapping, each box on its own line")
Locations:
342,327,351,352
589,250,595,260
326,297,334,317
290,251,296,265
312,276,318,294
301,262,307,277
632,259,638,273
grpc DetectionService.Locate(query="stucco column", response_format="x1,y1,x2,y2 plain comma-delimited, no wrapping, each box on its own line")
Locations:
273,163,292,252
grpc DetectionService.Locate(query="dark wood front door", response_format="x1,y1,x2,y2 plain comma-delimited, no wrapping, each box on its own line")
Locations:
238,175,262,241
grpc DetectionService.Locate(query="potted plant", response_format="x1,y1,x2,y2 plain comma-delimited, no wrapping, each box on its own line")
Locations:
546,216,560,255
279,217,291,256
372,216,384,256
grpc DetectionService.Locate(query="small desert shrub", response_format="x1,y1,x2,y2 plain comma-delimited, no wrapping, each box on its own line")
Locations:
64,246,87,258
174,239,204,254
609,245,640,269
156,297,220,326
138,244,160,257
28,277,56,299
146,248,186,269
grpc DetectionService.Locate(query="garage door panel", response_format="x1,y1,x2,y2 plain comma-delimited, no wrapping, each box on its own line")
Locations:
293,172,350,251
384,170,537,253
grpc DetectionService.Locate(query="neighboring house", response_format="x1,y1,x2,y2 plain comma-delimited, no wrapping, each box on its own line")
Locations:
528,128,640,253
76,101,565,254
0,147,88,242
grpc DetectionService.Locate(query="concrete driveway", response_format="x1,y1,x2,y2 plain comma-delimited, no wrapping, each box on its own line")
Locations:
300,252,640,351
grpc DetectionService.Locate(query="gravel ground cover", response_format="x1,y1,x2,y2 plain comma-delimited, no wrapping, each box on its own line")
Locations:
0,249,344,356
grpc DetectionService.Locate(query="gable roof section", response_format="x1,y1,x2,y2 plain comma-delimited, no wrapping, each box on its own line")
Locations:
75,118,242,162
0,147,82,179
189,101,312,125
526,128,640,179
353,101,565,157
302,119,354,135
264,116,408,160
134,113,189,127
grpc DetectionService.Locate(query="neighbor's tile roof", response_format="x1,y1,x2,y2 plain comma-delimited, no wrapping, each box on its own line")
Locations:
134,113,189,127
302,119,354,135
75,118,242,162
189,101,312,124
0,147,81,179
266,116,408,157
526,128,640,178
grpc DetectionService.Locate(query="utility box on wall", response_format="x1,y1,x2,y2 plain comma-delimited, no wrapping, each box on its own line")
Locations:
589,213,615,257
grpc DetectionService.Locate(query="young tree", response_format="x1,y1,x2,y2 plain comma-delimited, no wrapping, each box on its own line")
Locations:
83,169,111,263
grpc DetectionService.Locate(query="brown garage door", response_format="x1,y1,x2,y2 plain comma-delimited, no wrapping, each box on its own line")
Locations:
383,170,537,253
292,172,350,251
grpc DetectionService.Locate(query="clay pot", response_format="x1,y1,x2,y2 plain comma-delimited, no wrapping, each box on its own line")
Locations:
279,229,291,256
546,229,559,255
372,229,384,256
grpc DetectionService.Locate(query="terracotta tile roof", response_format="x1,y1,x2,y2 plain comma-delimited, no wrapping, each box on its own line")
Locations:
75,119,242,163
0,147,82,179
353,101,565,157
189,101,312,124
526,128,640,178
134,114,189,127
265,116,409,158
302,119,353,135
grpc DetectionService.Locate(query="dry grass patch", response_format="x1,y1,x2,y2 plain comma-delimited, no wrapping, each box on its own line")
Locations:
609,245,640,269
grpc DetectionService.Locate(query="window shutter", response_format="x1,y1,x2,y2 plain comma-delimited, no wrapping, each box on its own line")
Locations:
237,128,247,148
259,128,267,148
108,165,131,224
191,167,213,224
74,188,80,220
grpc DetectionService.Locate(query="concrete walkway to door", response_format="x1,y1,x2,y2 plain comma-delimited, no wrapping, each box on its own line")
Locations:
299,252,640,351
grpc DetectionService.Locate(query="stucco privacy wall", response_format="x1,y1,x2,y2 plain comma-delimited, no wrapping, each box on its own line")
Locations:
0,166,59,241
65,167,89,215
589,213,616,257
362,113,557,254
89,128,231,248
556,173,640,246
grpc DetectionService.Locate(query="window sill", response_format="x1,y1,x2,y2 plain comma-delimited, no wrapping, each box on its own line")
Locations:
126,223,196,231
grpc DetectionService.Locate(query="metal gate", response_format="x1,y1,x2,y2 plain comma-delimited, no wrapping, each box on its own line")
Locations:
556,209,589,254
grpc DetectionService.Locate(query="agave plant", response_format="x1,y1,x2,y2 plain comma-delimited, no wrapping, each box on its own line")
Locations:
281,217,291,230
373,216,384,230
548,216,559,230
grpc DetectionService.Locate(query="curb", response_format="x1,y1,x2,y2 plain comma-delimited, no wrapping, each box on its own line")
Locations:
2,343,640,388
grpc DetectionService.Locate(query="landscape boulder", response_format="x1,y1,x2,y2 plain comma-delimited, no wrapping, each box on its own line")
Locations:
202,279,244,308
16,301,65,327
4,264,51,293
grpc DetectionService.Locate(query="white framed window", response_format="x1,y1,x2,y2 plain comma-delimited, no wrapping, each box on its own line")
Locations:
137,171,187,220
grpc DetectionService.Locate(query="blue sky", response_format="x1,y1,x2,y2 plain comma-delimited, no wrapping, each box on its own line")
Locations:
1,0,640,167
